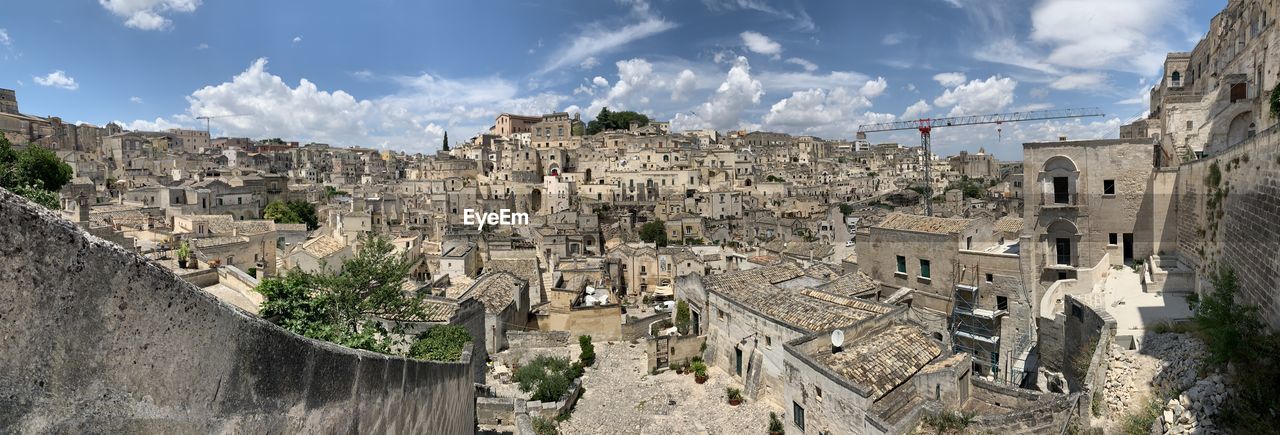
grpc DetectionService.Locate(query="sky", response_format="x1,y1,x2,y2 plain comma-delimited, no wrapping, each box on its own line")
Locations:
1,0,1224,159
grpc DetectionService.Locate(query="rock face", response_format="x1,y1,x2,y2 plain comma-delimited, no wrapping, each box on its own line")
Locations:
1102,333,1219,433
0,189,477,434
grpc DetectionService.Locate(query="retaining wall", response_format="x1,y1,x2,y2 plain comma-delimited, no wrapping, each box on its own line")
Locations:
0,189,476,434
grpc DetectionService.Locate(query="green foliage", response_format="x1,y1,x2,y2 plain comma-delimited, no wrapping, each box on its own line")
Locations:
1191,267,1280,432
726,387,742,401
765,175,786,183
838,203,855,216
408,325,472,361
690,360,707,378
323,185,349,198
246,267,257,277
639,220,667,247
532,416,559,435
263,199,319,230
0,136,72,209
442,131,449,151
1205,161,1222,187
1270,83,1280,118
176,241,191,261
946,176,985,199
585,107,649,135
578,335,595,366
257,236,425,355
768,412,785,433
922,409,976,434
1121,396,1162,435
1092,389,1104,417
512,356,583,402
675,300,691,335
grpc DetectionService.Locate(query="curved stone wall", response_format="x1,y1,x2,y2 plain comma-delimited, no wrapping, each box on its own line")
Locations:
0,189,474,434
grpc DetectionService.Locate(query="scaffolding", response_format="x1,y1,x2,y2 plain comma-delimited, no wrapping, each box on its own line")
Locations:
948,263,1021,384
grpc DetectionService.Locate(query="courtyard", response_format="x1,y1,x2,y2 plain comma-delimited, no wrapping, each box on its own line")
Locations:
555,341,783,435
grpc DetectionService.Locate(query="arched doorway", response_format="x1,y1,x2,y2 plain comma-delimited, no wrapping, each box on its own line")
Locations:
1227,111,1255,146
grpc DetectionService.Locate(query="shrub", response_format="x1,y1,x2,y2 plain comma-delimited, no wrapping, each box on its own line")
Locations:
675,300,691,334
409,325,472,362
690,361,707,378
922,409,975,434
768,412,785,433
578,335,595,366
532,416,558,435
726,387,742,401
512,356,582,402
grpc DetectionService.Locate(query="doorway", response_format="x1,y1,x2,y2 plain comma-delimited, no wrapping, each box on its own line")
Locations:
735,347,743,376
1055,238,1072,265
1052,177,1069,203
1123,233,1134,264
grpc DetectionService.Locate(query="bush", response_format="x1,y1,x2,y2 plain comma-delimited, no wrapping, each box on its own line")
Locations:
532,416,558,435
922,409,975,434
408,325,472,361
675,300,691,334
512,356,583,402
690,361,707,378
578,335,595,366
1193,267,1280,432
768,412,784,433
726,387,742,401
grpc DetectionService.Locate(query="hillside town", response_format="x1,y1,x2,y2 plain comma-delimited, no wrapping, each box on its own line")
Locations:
4,1,1280,434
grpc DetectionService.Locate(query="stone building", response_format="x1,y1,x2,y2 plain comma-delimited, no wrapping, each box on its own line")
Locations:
531,112,582,149
460,271,530,354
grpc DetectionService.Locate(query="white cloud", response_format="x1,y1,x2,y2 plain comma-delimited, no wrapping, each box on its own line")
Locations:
672,69,697,101
1030,0,1186,75
33,71,78,90
195,42,208,50
679,56,763,131
580,57,600,69
757,70,870,93
130,96,143,104
784,57,817,72
901,99,931,119
118,117,184,131
702,0,815,32
165,57,566,153
973,38,1062,75
762,76,890,137
881,32,907,46
540,0,676,73
292,36,302,44
740,31,782,58
1049,72,1107,90
933,75,1017,116
932,72,966,87
98,0,201,31
0,29,10,47
592,76,609,87
942,0,962,7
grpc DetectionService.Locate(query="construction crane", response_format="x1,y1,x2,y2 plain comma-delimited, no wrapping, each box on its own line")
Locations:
195,114,248,137
857,107,1105,216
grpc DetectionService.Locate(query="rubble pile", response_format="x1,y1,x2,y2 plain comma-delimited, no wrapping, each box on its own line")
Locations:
1154,374,1229,435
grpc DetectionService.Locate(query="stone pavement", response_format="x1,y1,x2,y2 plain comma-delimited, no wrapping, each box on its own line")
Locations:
1099,268,1193,338
556,341,782,434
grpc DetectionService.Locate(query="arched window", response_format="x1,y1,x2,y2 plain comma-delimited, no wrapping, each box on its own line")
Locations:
1170,71,1181,87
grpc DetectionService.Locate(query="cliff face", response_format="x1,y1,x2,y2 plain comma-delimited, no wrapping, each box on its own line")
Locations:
0,188,474,434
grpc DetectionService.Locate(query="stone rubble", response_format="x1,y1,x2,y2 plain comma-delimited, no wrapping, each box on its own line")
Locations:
1102,333,1215,433
1154,374,1229,435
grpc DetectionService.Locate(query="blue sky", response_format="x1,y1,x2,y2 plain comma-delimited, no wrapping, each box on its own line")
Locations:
2,0,1223,159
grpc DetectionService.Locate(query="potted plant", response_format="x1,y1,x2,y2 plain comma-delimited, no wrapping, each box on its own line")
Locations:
726,387,742,406
669,362,681,374
768,412,784,435
176,242,190,269
691,361,708,384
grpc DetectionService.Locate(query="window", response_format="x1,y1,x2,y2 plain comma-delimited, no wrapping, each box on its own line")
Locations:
1187,120,1194,129
1103,179,1116,195
717,308,724,320
997,296,1008,311
919,259,931,279
985,273,994,283
765,336,772,347
793,402,806,431
896,255,907,274
1071,303,1083,320
816,386,823,400
1055,238,1072,265
1109,233,1119,245
966,236,973,250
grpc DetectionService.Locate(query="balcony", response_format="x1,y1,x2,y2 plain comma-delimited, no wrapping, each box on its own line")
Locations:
1039,192,1082,208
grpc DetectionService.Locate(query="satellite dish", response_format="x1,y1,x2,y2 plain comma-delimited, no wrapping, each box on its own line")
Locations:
831,330,845,348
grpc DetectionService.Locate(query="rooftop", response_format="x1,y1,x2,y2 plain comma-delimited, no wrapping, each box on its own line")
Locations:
704,264,894,333
874,212,973,235
461,272,525,313
815,323,941,400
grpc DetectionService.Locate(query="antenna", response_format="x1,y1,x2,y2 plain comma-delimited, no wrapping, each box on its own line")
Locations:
830,329,845,353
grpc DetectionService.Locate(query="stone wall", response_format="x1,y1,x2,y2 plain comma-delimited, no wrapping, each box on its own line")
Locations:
1174,128,1280,327
0,189,476,434
645,334,706,372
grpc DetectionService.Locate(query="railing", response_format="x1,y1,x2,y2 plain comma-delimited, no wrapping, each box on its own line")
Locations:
1039,193,1081,206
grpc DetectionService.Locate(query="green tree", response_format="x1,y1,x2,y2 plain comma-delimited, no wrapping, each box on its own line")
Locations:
0,136,72,209
585,107,650,135
263,200,301,224
442,131,450,151
257,236,426,354
512,356,583,402
675,300,691,335
287,200,319,230
639,220,667,247
578,335,595,366
839,203,855,216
